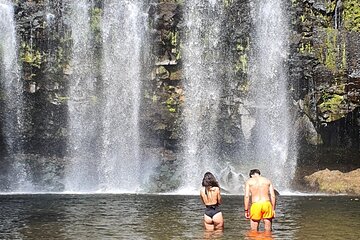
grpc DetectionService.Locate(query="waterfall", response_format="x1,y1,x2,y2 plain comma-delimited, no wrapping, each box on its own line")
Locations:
63,0,149,192
179,0,296,193
334,0,342,29
180,0,225,192
99,0,147,192
0,0,33,191
64,1,100,192
245,0,296,190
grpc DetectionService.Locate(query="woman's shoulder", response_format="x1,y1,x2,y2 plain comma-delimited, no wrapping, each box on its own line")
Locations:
200,186,220,192
210,186,220,192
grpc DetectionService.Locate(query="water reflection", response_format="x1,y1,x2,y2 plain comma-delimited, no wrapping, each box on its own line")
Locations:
0,195,359,239
203,229,224,239
245,230,273,240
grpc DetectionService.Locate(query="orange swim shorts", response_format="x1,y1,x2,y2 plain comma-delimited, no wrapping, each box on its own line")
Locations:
250,201,274,221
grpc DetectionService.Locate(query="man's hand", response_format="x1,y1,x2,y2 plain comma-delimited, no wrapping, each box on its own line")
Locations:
245,210,250,219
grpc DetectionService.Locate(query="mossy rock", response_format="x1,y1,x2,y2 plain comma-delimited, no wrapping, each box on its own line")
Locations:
156,66,170,79
343,0,360,32
169,69,182,81
318,97,344,122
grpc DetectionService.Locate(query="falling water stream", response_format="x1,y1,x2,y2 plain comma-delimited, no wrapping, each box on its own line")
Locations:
180,0,225,192
99,0,148,192
0,0,33,192
245,0,296,190
180,0,296,192
0,0,297,194
64,0,100,192
61,0,150,192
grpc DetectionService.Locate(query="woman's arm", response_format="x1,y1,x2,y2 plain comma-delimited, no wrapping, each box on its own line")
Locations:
217,187,222,204
200,189,206,205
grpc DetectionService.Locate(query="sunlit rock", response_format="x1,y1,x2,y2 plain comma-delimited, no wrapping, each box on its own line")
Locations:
304,168,360,195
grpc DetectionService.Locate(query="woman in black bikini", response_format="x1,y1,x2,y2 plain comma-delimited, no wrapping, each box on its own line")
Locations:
200,172,224,230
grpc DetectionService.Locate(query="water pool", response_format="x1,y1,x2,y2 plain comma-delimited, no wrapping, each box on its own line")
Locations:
0,194,359,239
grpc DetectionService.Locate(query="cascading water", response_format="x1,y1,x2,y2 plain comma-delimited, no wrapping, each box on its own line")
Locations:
64,1,100,192
180,0,225,192
63,0,150,192
98,0,148,192
0,0,33,192
0,0,296,194
244,0,296,190
179,0,296,193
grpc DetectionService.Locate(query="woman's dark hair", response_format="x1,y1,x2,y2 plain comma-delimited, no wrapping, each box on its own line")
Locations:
202,172,220,188
249,169,261,178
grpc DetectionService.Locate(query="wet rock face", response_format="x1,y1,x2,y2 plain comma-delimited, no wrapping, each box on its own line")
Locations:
0,0,359,185
0,0,68,158
304,168,360,195
290,0,360,165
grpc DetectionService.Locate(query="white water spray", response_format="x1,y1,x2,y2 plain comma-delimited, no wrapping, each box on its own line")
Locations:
0,1,34,192
64,0,99,192
180,0,225,192
99,0,148,192
245,0,297,190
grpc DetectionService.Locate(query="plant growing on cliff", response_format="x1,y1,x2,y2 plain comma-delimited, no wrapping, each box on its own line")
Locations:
318,93,345,122
166,97,177,113
20,43,43,69
343,0,360,32
316,28,347,73
91,7,102,45
223,0,233,8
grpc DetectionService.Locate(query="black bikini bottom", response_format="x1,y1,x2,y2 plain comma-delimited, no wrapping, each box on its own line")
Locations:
204,205,221,218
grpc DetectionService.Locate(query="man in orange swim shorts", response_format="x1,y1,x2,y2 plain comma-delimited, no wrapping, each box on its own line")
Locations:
244,169,276,231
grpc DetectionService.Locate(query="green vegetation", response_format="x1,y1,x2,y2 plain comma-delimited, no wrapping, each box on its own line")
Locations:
235,54,248,73
235,39,249,74
20,43,43,69
318,92,345,122
325,0,336,13
223,0,233,7
91,7,102,45
316,28,346,73
299,42,313,54
152,95,158,103
171,31,178,46
300,14,305,23
239,80,249,93
156,66,170,79
324,28,337,71
54,93,70,103
171,31,181,61
166,97,177,113
343,0,360,32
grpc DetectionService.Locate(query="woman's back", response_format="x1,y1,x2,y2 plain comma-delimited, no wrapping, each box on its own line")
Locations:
200,186,221,206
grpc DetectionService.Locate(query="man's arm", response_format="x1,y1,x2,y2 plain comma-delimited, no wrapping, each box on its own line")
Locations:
269,182,276,210
244,181,250,218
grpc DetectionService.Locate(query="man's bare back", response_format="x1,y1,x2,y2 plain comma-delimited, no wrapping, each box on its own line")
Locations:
246,176,272,202
244,169,276,231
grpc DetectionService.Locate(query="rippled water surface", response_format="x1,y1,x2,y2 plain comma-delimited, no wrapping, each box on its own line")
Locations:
0,194,359,239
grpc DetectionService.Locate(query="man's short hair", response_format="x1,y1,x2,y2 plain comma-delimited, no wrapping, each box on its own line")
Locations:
249,169,261,178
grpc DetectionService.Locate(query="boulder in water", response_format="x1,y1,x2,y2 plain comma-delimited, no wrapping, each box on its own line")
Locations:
304,168,360,195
